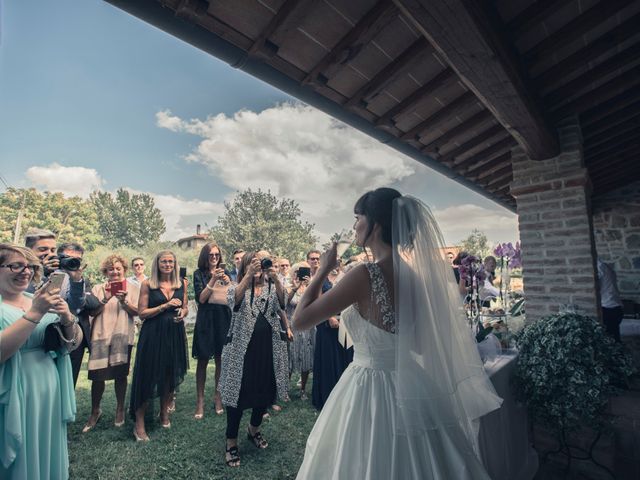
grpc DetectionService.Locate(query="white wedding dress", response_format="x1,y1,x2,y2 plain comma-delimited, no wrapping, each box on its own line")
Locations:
296,263,492,480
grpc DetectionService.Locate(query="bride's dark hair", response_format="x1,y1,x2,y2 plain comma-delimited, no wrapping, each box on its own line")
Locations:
354,188,402,246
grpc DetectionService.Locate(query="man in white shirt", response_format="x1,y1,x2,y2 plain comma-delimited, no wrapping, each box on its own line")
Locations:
127,257,148,287
597,259,624,342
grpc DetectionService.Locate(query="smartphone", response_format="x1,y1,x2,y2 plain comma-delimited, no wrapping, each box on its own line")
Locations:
47,271,66,292
218,263,226,271
297,267,311,280
108,280,126,295
179,267,187,279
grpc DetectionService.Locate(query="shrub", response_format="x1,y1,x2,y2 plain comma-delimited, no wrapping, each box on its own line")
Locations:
514,312,634,433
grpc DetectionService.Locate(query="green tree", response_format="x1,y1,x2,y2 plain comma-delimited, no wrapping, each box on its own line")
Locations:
90,188,166,248
210,189,317,263
0,187,103,249
459,228,491,259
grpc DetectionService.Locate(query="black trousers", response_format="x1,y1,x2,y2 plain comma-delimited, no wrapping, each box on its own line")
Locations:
69,336,89,387
602,306,623,343
225,405,267,439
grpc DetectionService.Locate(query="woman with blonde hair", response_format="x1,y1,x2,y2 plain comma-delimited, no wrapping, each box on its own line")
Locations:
83,253,139,433
129,250,188,441
0,243,81,479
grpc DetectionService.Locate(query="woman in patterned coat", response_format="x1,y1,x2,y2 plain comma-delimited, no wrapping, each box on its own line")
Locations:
219,251,289,468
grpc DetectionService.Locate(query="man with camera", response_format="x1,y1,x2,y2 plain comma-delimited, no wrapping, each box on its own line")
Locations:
54,242,102,386
24,228,58,291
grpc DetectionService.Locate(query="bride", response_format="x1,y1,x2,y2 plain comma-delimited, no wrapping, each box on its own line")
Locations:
293,188,502,479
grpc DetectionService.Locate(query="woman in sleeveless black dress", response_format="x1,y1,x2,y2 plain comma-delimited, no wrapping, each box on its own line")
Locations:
192,242,231,418
129,250,189,441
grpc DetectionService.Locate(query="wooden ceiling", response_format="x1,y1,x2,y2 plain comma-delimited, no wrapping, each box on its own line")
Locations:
108,0,640,210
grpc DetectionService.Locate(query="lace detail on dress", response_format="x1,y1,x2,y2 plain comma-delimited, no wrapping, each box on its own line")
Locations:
364,262,395,333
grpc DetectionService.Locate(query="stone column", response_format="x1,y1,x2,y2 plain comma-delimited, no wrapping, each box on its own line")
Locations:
510,118,599,322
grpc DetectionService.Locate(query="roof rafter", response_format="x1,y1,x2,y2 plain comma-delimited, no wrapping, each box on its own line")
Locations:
376,68,455,127
345,37,430,109
302,0,398,85
393,0,558,159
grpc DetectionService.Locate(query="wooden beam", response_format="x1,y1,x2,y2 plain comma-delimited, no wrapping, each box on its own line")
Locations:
585,117,640,149
595,167,640,185
583,101,640,138
450,136,516,170
479,165,512,186
477,159,512,180
175,0,254,50
487,175,514,191
465,151,513,181
533,14,640,87
345,37,430,109
552,64,640,120
507,0,575,35
400,90,478,141
437,124,506,164
585,133,640,161
592,166,640,188
492,185,513,199
543,46,640,108
420,109,493,153
376,68,455,127
265,0,319,52
523,0,634,64
394,0,558,159
588,148,640,174
247,0,306,57
302,0,397,85
581,89,640,127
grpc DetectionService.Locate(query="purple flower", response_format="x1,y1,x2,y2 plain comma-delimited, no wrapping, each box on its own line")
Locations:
493,244,504,257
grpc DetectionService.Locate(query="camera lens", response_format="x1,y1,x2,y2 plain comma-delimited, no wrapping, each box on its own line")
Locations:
59,255,82,271
260,258,273,270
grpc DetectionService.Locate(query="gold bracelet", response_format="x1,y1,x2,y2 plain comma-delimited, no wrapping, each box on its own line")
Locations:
22,313,41,325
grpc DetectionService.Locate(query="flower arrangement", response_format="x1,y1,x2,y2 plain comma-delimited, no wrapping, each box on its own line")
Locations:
457,255,486,329
493,242,522,306
514,312,634,433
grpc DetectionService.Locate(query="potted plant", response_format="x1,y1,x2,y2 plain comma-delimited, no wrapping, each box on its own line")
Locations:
514,312,634,475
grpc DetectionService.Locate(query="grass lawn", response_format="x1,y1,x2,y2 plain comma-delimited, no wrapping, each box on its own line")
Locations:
69,328,318,479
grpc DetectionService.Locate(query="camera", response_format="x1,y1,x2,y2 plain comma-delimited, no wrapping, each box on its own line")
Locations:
59,254,82,271
260,258,273,270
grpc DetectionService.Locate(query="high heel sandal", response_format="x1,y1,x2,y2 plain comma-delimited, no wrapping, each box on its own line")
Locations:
81,410,102,433
225,445,240,467
247,428,268,449
114,410,125,427
133,428,150,442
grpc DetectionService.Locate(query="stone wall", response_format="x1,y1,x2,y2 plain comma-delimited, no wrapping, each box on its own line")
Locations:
592,180,640,305
510,118,599,322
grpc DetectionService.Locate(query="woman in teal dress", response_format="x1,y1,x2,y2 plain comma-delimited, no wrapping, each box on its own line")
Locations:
0,243,80,480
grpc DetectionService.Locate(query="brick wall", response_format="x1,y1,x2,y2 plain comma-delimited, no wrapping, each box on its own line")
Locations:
510,118,599,322
592,180,640,305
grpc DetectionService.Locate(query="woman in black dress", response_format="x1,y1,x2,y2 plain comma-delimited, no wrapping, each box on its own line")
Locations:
193,242,231,418
129,250,189,441
219,251,289,467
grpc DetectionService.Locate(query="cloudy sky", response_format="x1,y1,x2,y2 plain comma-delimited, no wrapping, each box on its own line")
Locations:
0,0,518,247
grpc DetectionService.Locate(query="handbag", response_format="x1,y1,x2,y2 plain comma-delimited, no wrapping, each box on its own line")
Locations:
43,322,65,352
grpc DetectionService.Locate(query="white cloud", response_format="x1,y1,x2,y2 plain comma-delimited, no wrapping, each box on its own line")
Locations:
140,192,224,241
156,103,416,221
25,163,104,198
432,204,519,246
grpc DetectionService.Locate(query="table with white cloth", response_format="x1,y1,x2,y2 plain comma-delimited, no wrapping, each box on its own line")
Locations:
478,351,538,480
